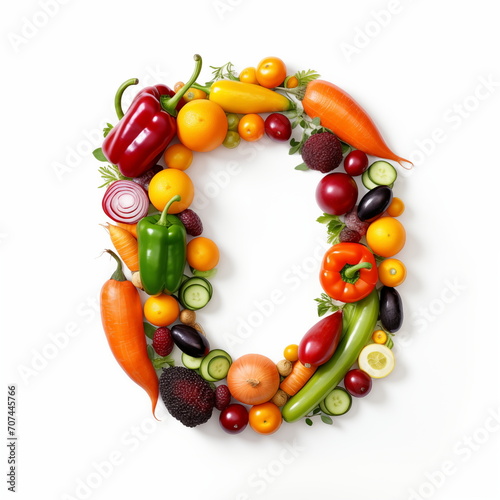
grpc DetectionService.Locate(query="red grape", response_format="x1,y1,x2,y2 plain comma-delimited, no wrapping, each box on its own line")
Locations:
344,150,369,176
264,113,292,142
219,404,249,434
344,369,372,397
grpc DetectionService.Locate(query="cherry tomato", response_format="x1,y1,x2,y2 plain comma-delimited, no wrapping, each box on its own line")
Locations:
283,344,299,362
344,369,372,397
344,150,369,176
238,113,265,142
239,67,258,84
284,75,299,89
264,113,292,141
248,402,282,435
386,197,405,217
219,404,249,434
378,258,407,287
372,330,388,344
315,172,358,215
256,57,287,88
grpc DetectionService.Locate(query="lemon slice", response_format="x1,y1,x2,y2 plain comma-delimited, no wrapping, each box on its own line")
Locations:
358,343,395,378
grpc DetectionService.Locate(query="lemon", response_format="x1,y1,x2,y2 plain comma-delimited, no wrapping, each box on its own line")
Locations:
358,344,395,379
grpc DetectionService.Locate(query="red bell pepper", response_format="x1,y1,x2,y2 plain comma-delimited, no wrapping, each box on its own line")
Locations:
319,242,378,303
102,54,202,178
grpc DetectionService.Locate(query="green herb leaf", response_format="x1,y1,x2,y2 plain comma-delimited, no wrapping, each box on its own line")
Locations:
209,62,239,82
340,141,352,155
312,407,321,415
316,213,345,244
314,293,341,317
143,322,157,340
294,69,321,86
294,163,309,171
103,123,113,138
98,164,130,188
147,344,155,361
321,415,333,425
305,418,313,426
93,148,108,162
152,355,175,371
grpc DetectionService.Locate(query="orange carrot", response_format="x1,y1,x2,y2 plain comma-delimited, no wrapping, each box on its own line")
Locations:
100,250,158,417
116,222,138,239
279,361,317,396
301,79,412,168
104,223,139,272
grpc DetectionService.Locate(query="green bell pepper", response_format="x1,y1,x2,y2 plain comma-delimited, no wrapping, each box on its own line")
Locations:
137,195,186,295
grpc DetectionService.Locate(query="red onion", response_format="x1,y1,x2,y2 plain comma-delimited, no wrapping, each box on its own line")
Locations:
102,180,149,224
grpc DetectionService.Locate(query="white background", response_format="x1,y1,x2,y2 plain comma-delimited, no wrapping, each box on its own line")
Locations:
2,1,500,499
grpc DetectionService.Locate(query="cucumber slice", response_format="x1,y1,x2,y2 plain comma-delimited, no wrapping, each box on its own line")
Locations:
323,387,352,416
367,161,397,186
182,352,204,370
191,267,217,278
180,277,212,297
181,284,211,311
362,170,379,190
199,349,233,382
319,400,333,416
207,356,231,381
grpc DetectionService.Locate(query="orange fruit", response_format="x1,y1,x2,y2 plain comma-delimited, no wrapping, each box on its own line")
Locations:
176,100,228,152
144,294,180,327
163,143,193,171
186,237,220,272
148,168,194,213
248,402,283,435
366,217,406,258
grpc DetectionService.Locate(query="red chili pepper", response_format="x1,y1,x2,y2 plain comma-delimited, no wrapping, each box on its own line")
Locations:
319,242,378,303
102,55,202,178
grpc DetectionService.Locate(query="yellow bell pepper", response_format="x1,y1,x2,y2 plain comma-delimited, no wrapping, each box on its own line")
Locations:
192,80,295,114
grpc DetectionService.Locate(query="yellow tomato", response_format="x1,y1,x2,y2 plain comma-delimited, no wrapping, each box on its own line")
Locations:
144,294,180,327
372,330,388,345
283,344,299,362
256,57,287,88
238,113,265,142
366,217,406,258
187,237,220,272
248,402,282,435
148,168,194,213
378,258,407,287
